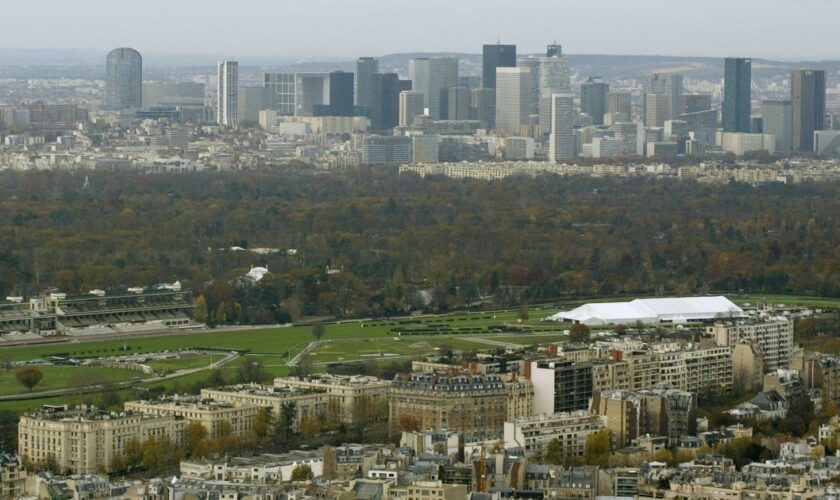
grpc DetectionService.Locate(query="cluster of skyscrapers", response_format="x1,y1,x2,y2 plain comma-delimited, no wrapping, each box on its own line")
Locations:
102,45,832,162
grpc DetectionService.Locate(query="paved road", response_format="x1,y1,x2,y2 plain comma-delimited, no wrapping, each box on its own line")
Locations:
0,351,239,402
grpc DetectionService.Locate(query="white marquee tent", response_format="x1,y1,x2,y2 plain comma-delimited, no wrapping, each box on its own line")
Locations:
546,296,744,326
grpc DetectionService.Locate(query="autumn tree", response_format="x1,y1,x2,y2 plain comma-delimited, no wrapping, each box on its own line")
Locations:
544,438,564,465
569,323,591,343
397,414,422,433
193,295,209,323
253,407,272,442
15,366,44,392
185,422,209,457
583,430,611,466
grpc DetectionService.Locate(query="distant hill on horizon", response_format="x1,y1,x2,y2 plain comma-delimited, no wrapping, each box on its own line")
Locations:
1,48,839,81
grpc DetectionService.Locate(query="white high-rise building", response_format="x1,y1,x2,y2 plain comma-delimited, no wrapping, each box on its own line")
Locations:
495,67,532,136
399,90,426,127
518,56,571,136
549,93,575,161
217,61,239,127
408,57,459,119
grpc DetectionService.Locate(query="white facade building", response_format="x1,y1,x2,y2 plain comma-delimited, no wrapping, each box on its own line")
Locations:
217,61,239,127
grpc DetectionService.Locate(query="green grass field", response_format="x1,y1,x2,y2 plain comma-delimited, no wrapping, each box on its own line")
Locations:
145,355,217,373
0,365,147,396
1,293,837,415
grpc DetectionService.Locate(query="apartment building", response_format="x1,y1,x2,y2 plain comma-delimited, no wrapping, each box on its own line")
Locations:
274,375,391,427
503,410,605,460
710,317,794,371
200,384,331,430
0,453,26,498
124,396,259,438
593,388,697,448
388,372,509,441
18,405,187,474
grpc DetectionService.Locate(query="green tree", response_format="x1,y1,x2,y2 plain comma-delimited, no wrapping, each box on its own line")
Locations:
15,366,44,392
312,324,326,341
518,306,529,321
290,463,314,481
237,358,267,384
124,437,143,470
544,438,564,465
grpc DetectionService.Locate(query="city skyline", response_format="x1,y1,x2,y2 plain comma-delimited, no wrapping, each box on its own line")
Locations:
5,0,840,61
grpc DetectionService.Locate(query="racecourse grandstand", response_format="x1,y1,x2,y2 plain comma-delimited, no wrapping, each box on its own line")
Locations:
0,297,55,335
51,289,193,333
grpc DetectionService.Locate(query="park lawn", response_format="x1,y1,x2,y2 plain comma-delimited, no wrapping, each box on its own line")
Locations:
0,307,556,365
145,355,217,373
0,365,148,397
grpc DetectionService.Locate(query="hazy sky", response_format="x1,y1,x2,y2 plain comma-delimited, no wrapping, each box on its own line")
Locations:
5,0,839,61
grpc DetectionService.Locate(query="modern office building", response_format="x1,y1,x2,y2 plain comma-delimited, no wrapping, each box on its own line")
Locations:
370,73,411,131
327,71,355,116
607,92,632,121
237,86,269,124
549,93,575,161
441,86,470,120
264,72,296,115
644,93,671,128
482,43,517,88
217,60,239,127
412,135,439,163
142,82,204,107
644,73,683,120
546,42,562,57
470,87,496,129
409,57,459,119
723,58,752,132
399,90,426,127
355,57,378,108
518,55,571,134
105,47,142,110
716,131,776,156
295,72,330,116
791,69,826,152
677,93,713,115
495,67,532,135
613,121,641,156
530,359,594,414
581,77,609,125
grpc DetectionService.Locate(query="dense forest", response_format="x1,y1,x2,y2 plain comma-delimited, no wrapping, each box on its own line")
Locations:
0,168,838,323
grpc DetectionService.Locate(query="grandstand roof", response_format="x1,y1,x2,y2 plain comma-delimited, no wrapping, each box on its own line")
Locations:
546,296,744,326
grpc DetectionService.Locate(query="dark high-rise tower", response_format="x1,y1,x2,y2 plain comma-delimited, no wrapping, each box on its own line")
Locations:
355,57,378,108
791,69,826,152
328,71,355,116
581,77,609,125
482,43,516,89
105,48,142,110
723,58,752,132
546,42,562,58
370,73,411,131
